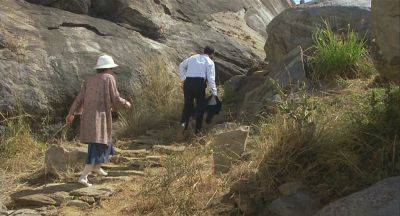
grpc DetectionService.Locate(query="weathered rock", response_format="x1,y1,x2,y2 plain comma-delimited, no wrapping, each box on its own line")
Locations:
11,183,83,199
213,126,250,174
240,46,307,115
153,145,186,154
69,186,115,199
265,0,371,65
45,145,87,176
278,182,303,196
12,191,72,207
145,155,164,163
268,191,321,216
26,0,91,14
107,170,145,177
0,201,6,212
78,196,95,205
109,155,134,164
315,176,400,216
0,0,294,116
371,0,400,82
66,200,90,208
0,35,5,49
1,209,39,216
14,194,55,207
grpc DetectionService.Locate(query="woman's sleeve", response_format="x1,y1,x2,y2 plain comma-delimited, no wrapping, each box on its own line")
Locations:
108,76,129,110
68,82,86,115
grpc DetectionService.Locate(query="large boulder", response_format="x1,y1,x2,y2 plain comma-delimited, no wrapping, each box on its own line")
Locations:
45,145,87,176
240,46,308,115
315,176,400,216
0,0,294,116
268,191,321,216
265,0,371,65
371,0,400,82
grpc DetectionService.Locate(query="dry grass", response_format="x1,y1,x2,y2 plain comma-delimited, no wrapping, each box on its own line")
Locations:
119,57,183,136
0,110,46,173
125,137,225,216
255,78,400,203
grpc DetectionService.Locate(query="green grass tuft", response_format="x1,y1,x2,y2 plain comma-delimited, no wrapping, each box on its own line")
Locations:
309,21,374,81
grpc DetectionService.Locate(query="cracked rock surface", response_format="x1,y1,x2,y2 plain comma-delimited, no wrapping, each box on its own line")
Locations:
0,0,293,116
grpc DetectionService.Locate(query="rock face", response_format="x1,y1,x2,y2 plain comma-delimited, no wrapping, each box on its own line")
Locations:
315,176,400,216
371,0,400,82
0,0,293,116
0,201,6,212
240,46,307,115
268,191,321,216
265,0,371,65
45,145,87,176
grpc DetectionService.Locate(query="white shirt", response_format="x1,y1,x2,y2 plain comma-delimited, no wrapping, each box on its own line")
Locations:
179,54,218,96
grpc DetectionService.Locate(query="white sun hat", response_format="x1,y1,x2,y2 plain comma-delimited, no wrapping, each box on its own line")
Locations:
94,54,119,69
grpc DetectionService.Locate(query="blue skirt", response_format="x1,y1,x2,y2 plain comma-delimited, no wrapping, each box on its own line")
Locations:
85,143,115,165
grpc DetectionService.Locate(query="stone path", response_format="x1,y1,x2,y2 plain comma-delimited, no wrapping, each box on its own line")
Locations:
0,131,187,216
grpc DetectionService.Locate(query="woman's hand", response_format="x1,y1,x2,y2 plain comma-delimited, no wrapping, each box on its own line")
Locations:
125,101,132,108
66,114,75,125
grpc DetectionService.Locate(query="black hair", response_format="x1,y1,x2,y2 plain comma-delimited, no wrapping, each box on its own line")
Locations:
96,68,109,73
204,46,215,55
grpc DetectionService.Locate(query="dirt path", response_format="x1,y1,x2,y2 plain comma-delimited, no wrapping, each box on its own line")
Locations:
2,129,191,216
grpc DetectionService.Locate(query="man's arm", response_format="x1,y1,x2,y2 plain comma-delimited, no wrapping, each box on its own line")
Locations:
207,61,218,96
179,57,190,81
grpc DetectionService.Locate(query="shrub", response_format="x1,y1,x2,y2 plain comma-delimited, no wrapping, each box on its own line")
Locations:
309,21,374,81
118,57,183,136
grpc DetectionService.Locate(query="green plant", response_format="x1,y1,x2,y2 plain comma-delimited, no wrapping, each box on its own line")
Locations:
119,57,183,136
271,79,315,127
309,21,373,81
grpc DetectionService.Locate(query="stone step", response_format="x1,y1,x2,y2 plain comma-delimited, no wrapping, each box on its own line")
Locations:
107,170,146,177
109,155,141,164
12,192,72,207
153,145,186,154
89,176,134,184
145,155,164,163
117,149,149,157
101,163,135,171
69,186,116,199
132,137,160,145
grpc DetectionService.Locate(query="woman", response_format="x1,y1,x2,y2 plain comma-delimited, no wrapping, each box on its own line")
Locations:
66,55,131,187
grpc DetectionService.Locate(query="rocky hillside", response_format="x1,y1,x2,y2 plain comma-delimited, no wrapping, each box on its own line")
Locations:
0,0,293,116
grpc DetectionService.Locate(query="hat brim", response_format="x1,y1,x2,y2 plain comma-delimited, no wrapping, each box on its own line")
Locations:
94,63,119,69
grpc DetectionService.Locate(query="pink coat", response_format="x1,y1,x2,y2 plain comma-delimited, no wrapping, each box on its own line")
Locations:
68,73,129,145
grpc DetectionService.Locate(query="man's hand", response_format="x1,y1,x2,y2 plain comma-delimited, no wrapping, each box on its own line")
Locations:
125,101,132,108
66,114,75,125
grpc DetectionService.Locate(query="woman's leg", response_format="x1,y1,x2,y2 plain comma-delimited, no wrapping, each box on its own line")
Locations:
93,164,108,176
78,164,94,187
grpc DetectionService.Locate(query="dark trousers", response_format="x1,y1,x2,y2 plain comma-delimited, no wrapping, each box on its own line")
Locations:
180,77,206,133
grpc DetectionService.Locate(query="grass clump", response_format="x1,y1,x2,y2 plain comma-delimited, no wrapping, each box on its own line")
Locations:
0,111,46,173
119,57,182,136
123,142,226,216
309,21,374,81
256,80,400,203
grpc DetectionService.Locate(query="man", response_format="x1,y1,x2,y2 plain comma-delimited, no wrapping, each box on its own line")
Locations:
179,46,218,134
